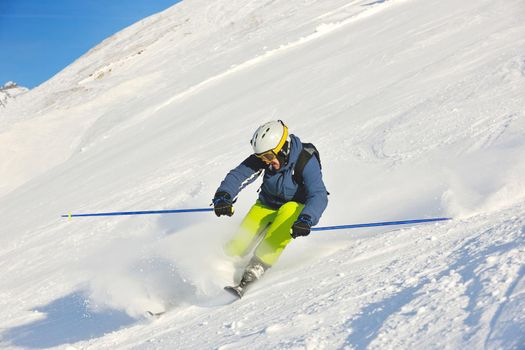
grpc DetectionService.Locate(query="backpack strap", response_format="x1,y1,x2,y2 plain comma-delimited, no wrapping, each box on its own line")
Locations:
293,143,320,185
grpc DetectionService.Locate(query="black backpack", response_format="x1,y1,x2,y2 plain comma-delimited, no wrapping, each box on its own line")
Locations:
292,143,321,185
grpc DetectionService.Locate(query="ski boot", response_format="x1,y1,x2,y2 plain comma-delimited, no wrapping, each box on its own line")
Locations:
225,257,270,298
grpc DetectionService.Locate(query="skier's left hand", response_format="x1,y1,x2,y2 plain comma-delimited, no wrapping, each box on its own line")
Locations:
213,191,234,217
291,215,312,238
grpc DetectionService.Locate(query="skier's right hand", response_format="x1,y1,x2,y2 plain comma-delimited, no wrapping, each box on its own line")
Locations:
213,191,234,217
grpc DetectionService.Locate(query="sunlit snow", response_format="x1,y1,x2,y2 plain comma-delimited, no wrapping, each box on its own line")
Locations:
0,0,524,349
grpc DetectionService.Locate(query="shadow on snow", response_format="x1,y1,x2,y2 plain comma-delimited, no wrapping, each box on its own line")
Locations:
345,223,525,349
2,292,135,349
344,286,419,349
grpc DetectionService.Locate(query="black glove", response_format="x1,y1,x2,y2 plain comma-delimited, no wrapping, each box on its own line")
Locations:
212,191,234,217
291,215,312,239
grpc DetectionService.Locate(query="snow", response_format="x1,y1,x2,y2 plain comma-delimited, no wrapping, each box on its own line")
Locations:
1,0,525,349
0,82,29,108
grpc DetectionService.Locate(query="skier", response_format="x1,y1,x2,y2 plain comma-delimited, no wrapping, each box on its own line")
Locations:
213,120,328,297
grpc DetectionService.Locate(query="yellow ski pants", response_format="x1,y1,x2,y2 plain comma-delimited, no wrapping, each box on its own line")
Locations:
225,201,304,266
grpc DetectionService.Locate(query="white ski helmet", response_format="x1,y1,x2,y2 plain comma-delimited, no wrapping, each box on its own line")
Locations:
250,120,289,155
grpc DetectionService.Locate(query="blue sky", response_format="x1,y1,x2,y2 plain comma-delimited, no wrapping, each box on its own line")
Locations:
0,0,181,89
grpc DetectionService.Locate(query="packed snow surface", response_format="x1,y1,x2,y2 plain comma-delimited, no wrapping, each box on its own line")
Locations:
1,0,525,349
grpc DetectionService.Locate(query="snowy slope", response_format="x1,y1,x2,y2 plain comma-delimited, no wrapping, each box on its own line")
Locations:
1,0,525,349
0,82,28,108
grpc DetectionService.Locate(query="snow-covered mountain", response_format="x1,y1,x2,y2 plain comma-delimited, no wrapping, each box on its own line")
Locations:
1,0,524,349
0,81,29,108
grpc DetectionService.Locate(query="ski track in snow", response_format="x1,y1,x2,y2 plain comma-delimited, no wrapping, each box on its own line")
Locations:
1,0,525,349
152,0,408,114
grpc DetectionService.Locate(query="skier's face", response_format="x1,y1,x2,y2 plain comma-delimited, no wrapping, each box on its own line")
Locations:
257,150,281,170
264,157,280,170
271,158,281,170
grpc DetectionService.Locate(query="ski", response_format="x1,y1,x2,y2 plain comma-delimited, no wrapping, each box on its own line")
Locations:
145,287,243,315
224,285,244,299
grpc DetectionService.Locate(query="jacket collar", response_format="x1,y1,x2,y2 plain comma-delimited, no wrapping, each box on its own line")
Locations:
276,134,301,172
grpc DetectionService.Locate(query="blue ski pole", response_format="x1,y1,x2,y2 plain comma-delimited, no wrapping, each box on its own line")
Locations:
62,208,451,231
312,217,451,231
62,207,214,218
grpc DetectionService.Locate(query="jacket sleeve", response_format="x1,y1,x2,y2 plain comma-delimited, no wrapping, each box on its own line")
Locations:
216,155,265,199
299,157,328,226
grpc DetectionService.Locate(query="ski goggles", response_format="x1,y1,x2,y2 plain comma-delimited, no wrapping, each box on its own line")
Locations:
256,150,278,162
